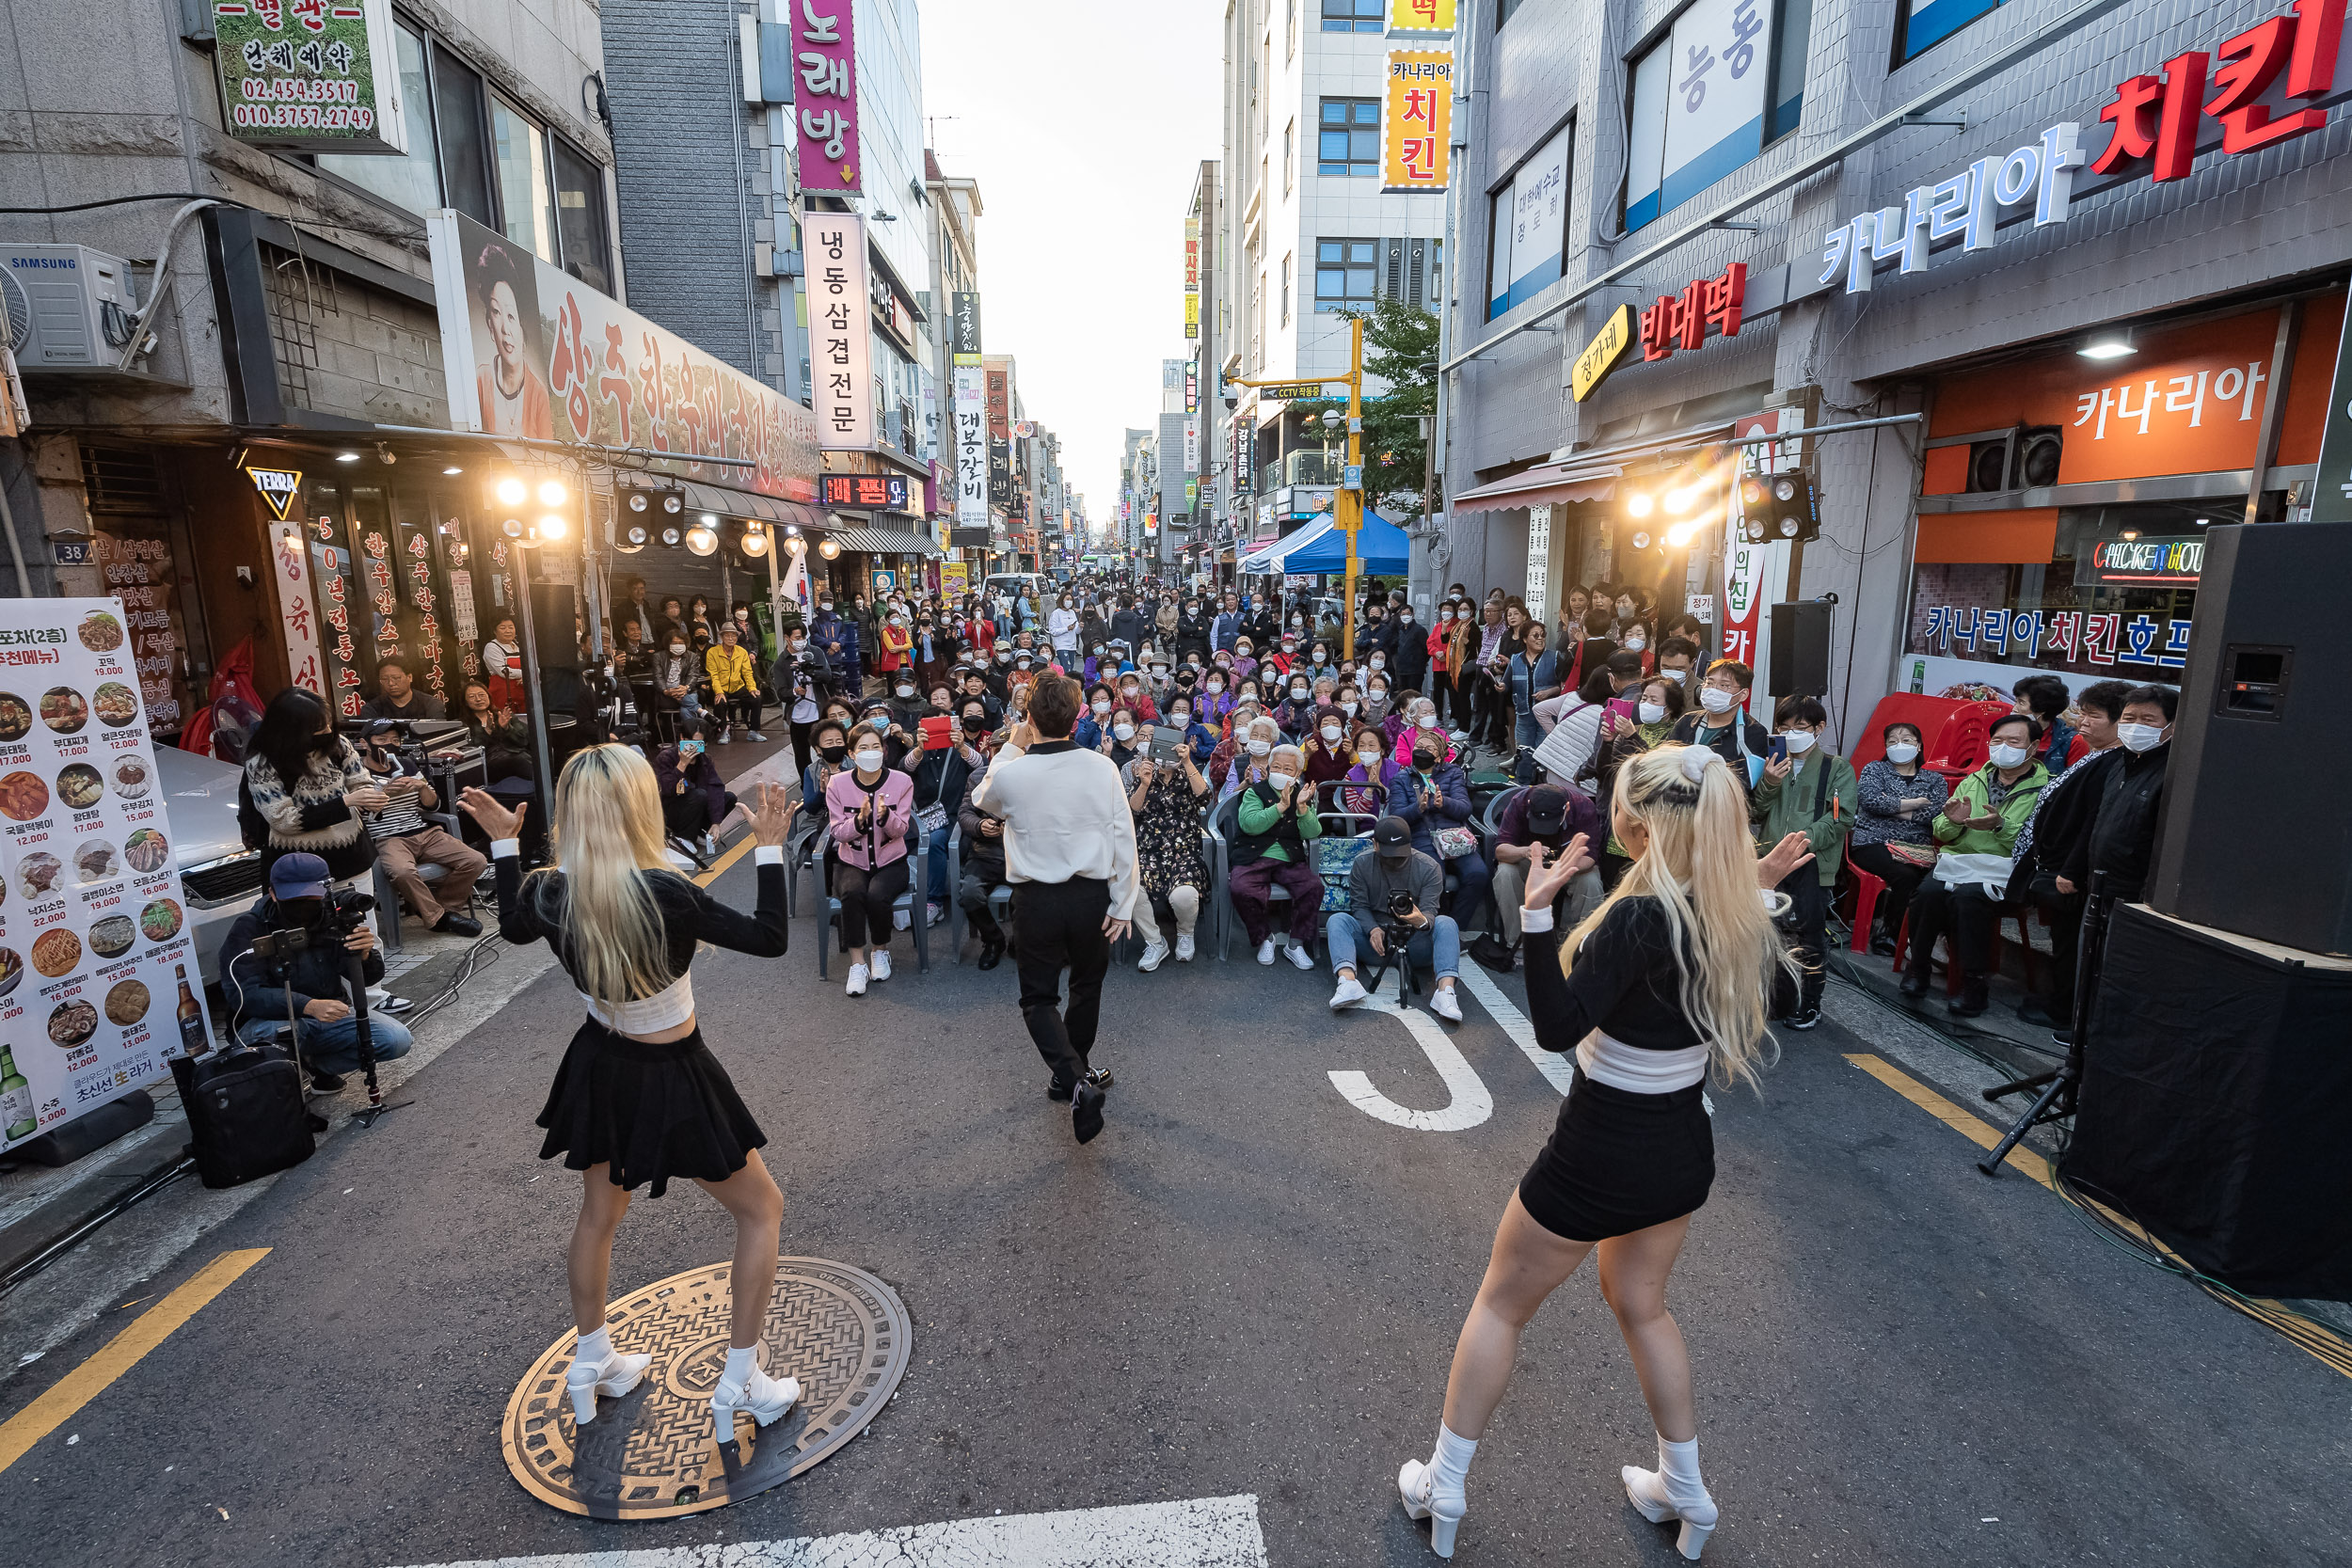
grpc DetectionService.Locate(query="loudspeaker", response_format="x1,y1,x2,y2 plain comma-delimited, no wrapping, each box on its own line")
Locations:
1767,599,1831,699
2150,521,2352,955
530,582,579,672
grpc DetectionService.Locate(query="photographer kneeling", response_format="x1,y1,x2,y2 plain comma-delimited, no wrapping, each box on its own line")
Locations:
1326,816,1464,1022
220,852,413,1092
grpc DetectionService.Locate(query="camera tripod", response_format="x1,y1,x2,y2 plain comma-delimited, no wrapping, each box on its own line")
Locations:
1361,917,1422,1003
1978,871,2106,1177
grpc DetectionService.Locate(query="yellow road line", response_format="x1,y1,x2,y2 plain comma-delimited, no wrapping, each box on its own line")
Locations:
1843,1053,2352,1378
693,833,755,888
0,1247,269,1472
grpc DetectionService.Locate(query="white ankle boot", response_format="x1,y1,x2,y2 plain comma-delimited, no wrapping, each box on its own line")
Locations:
1624,1454,1717,1560
711,1360,803,1443
1397,1458,1466,1557
565,1343,652,1425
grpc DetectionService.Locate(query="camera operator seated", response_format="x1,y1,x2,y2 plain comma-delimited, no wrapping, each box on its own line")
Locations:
220,852,413,1093
1326,816,1464,1022
357,721,485,938
655,716,737,859
361,658,445,722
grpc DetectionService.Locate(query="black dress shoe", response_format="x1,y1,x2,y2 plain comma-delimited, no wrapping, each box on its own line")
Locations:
1868,931,1899,958
2016,997,2059,1026
1898,971,1931,999
433,911,484,938
977,941,1004,971
1047,1078,1074,1101
308,1069,345,1092
1073,1081,1105,1144
1948,978,1990,1017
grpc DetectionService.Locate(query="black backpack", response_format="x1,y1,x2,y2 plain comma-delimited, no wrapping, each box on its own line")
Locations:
170,1037,320,1188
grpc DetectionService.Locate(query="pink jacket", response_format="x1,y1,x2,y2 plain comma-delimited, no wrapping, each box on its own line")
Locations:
1392,724,1461,770
825,767,914,869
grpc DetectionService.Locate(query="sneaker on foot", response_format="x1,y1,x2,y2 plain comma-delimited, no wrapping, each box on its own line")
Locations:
1256,938,1277,965
1786,1005,1821,1031
1286,940,1316,971
845,961,869,997
1330,974,1369,1009
1174,932,1195,962
1429,986,1463,1022
870,948,893,981
1137,939,1168,972
746,730,768,742
308,1069,345,1092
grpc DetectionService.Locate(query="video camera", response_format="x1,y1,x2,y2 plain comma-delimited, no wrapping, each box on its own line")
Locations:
250,884,377,963
346,717,428,775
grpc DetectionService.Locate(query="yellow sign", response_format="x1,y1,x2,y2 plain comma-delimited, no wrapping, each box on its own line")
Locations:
1258,380,1333,401
942,562,969,594
1572,304,1637,403
1381,51,1453,193
1387,0,1455,32
245,465,304,521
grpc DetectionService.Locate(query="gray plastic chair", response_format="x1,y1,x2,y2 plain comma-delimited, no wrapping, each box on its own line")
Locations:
816,816,929,977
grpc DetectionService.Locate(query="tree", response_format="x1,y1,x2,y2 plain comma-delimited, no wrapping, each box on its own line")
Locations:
1340,296,1439,523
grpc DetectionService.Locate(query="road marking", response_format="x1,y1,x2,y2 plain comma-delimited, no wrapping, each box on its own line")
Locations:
0,1247,268,1473
1329,990,1493,1131
1843,1053,2352,1380
1453,963,1577,1094
391,1492,1268,1567
694,833,755,888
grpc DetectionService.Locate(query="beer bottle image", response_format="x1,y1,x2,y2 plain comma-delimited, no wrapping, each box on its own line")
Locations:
175,964,209,1054
1,1043,35,1142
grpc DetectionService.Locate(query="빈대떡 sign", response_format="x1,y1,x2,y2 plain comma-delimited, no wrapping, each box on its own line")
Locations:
211,0,408,154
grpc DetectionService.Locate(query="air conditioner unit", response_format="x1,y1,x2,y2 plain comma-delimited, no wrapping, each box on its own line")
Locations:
0,245,141,371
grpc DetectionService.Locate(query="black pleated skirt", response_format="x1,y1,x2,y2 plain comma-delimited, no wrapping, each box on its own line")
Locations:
536,1019,767,1197
1517,1071,1714,1243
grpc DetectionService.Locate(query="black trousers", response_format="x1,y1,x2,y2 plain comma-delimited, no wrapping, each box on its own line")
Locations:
834,858,909,950
1775,869,1829,1011
789,718,817,778
1906,877,2010,981
661,788,735,841
1011,877,1110,1089
960,865,1009,944
2039,887,2087,1020
718,691,760,731
1848,841,1931,936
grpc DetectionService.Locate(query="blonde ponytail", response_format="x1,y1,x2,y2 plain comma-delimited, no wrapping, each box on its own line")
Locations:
1560,744,1799,1089
530,744,677,1006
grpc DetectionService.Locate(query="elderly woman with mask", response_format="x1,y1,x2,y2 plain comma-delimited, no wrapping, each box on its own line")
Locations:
1226,739,1326,968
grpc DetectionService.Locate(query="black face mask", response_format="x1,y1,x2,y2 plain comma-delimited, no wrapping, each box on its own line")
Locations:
818,743,849,764
962,716,989,733
1413,750,1439,770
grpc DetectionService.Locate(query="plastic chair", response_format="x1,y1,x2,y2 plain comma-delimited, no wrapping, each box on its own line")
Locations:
1845,863,1885,954
1210,791,1304,959
815,817,930,978
373,807,469,953
1848,694,2014,785
784,812,824,918
1890,901,2039,994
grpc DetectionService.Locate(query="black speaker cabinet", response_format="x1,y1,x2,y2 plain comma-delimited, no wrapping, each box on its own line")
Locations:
1767,599,1831,699
2150,521,2352,956
530,582,580,672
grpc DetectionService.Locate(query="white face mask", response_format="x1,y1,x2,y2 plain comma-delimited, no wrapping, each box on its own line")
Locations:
2118,721,2167,753
1206,679,1224,692
1290,685,1309,700
1266,770,1295,792
1416,712,1438,729
1884,742,1921,765
1438,609,1454,622
1662,668,1688,684
1320,723,1343,743
1782,729,1818,754
1699,687,1738,714
896,684,914,698
1340,701,1359,716
853,749,885,772
1989,742,2030,768
669,643,687,656
1638,701,1667,725
1112,722,1136,741
1359,749,1383,767
1092,699,1112,714
1624,635,1647,652
1247,737,1273,757
1170,709,1191,725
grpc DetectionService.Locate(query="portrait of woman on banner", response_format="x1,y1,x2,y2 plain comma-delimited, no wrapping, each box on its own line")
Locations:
471,238,554,440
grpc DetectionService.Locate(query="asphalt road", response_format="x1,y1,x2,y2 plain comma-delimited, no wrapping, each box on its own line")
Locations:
4,850,2346,1567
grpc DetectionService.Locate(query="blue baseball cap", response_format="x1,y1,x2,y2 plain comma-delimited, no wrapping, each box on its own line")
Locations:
269,852,330,900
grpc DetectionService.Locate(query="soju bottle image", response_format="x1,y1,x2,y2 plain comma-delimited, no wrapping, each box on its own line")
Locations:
1,1044,35,1142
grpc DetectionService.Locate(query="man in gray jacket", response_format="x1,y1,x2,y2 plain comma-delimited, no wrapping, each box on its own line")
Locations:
1325,816,1464,1022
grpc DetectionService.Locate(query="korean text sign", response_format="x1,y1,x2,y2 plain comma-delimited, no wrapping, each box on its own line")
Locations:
801,213,875,451
0,598,215,1152
792,0,861,196
1382,52,1454,192
954,366,989,531
1626,0,1773,230
427,210,819,498
211,0,407,153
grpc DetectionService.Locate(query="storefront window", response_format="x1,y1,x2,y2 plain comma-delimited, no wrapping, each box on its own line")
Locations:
490,92,557,264
318,22,440,214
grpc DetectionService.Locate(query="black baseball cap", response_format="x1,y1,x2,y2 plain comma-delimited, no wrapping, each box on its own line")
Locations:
1373,816,1412,857
1524,785,1568,838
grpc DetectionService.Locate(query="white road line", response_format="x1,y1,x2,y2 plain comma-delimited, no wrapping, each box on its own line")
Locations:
1452,964,1576,1095
1327,990,1493,1131
390,1493,1268,1568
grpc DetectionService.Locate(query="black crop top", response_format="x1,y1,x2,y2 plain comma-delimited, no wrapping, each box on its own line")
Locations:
491,850,789,997
1522,896,1709,1053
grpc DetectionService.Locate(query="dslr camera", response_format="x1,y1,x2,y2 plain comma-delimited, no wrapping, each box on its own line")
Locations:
249,884,377,967
349,717,428,774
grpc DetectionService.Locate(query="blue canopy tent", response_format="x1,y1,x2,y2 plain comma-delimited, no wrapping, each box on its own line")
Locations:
1236,511,1410,574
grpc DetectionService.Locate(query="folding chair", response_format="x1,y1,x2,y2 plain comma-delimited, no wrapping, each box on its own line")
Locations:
815,817,930,978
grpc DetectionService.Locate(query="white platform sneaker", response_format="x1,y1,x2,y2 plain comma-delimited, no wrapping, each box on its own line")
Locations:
1624,1464,1718,1560
565,1344,652,1425
1397,1458,1466,1557
711,1362,803,1444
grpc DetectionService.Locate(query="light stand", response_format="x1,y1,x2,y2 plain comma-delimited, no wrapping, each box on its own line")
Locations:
1977,869,2106,1177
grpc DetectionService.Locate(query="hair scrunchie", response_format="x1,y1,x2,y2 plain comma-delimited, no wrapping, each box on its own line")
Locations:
1679,746,1714,784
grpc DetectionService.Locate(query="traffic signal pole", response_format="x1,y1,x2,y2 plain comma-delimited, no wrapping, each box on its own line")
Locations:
1340,313,1364,664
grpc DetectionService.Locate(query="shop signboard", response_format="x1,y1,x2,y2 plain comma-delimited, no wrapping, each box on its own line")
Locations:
89,534,186,735
791,0,860,196
1386,0,1455,32
1638,261,1746,362
803,213,875,451
211,0,409,155
951,293,981,358
2077,535,2206,586
1381,51,1454,193
427,210,819,498
821,473,911,512
271,519,326,701
0,596,217,1154
941,562,970,594
1488,122,1570,315
1184,217,1200,341
1625,0,1773,231
1721,410,1795,700
1572,304,1636,403
954,365,989,531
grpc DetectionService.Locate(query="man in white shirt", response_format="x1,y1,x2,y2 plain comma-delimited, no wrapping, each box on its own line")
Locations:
971,673,1138,1144
1045,595,1080,660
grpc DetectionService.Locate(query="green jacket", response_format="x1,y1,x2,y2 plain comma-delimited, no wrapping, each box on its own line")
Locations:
1931,761,2049,856
1750,750,1857,887
1236,781,1325,863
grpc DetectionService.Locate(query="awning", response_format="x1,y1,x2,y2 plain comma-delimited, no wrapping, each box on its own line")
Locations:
1237,516,1334,572
1449,462,1623,515
824,522,945,557
678,479,824,530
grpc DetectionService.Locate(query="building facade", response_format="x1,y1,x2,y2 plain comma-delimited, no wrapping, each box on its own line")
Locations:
1435,0,2352,734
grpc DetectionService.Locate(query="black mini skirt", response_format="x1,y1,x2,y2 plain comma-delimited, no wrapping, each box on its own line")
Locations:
536,1019,767,1197
1517,1071,1714,1243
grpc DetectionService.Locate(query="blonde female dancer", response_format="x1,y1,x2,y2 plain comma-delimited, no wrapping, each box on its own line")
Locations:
460,746,802,1443
1398,745,1807,1560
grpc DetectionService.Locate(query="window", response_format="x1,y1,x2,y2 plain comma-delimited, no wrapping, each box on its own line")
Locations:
1622,0,1810,232
1318,98,1380,177
490,92,557,263
1284,119,1295,191
1497,0,1529,24
550,136,614,293
1316,239,1378,311
1894,0,1999,65
1280,254,1292,325
1323,0,1383,31
1288,0,1300,55
430,44,494,229
1486,122,1572,319
317,22,439,213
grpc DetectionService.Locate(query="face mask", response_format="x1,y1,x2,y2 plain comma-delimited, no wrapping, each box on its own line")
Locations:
1413,750,1438,770
896,683,914,698
1662,668,1688,684
1639,701,1667,725
1113,723,1136,742
1359,749,1383,767
1247,737,1272,757
1989,742,2030,768
1700,687,1737,714
1092,645,1105,656
1290,685,1309,700
1340,702,1359,717
1416,713,1438,729
963,716,989,733
1368,656,1384,670
1266,769,1296,792
2118,722,2166,753
1782,729,1818,754
788,637,806,652
854,749,885,772
1624,635,1647,652
1320,723,1343,743
820,743,849,764
1884,742,1921,765
1170,709,1191,725
1368,690,1389,706
670,643,687,656
1206,679,1224,692
996,650,1012,663
1311,652,1327,665
1438,610,1454,622
1151,663,1168,675
1091,699,1112,715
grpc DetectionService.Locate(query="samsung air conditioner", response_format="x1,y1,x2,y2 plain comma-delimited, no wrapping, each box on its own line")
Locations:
0,245,141,371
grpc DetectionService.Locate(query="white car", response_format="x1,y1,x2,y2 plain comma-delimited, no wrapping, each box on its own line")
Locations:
153,745,265,986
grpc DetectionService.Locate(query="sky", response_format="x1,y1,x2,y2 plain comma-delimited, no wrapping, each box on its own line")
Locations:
918,1,1222,540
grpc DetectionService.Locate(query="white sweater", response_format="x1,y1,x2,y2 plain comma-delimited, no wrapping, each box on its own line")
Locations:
971,738,1140,918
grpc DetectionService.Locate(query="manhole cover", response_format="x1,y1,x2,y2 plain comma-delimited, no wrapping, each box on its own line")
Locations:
500,1255,911,1519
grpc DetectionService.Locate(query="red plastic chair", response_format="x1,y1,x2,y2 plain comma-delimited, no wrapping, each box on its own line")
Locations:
1848,693,2013,785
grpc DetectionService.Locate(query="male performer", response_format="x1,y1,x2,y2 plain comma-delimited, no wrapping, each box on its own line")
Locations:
970,673,1138,1144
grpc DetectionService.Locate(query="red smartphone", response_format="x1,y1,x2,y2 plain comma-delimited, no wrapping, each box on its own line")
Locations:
918,714,953,752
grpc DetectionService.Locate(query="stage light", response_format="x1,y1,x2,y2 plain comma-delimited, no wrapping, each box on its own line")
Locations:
1666,520,1700,547
1627,493,1655,518
615,524,647,554
662,493,683,514
536,513,568,541
495,478,528,506
660,526,683,546
501,517,524,537
686,522,719,555
628,491,649,513
1630,530,1653,550
536,480,567,508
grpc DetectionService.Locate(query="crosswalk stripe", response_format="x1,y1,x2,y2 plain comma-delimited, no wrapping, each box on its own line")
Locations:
1453,964,1577,1094
390,1493,1268,1567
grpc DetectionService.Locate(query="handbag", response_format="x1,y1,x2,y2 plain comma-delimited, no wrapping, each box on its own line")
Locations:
1431,822,1479,861
1885,841,1937,868
1312,832,1372,911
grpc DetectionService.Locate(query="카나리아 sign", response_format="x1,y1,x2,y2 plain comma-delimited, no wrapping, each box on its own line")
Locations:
211,0,408,154
1382,51,1454,191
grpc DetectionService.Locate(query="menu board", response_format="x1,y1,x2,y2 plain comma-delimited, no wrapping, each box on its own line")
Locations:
0,596,214,1150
